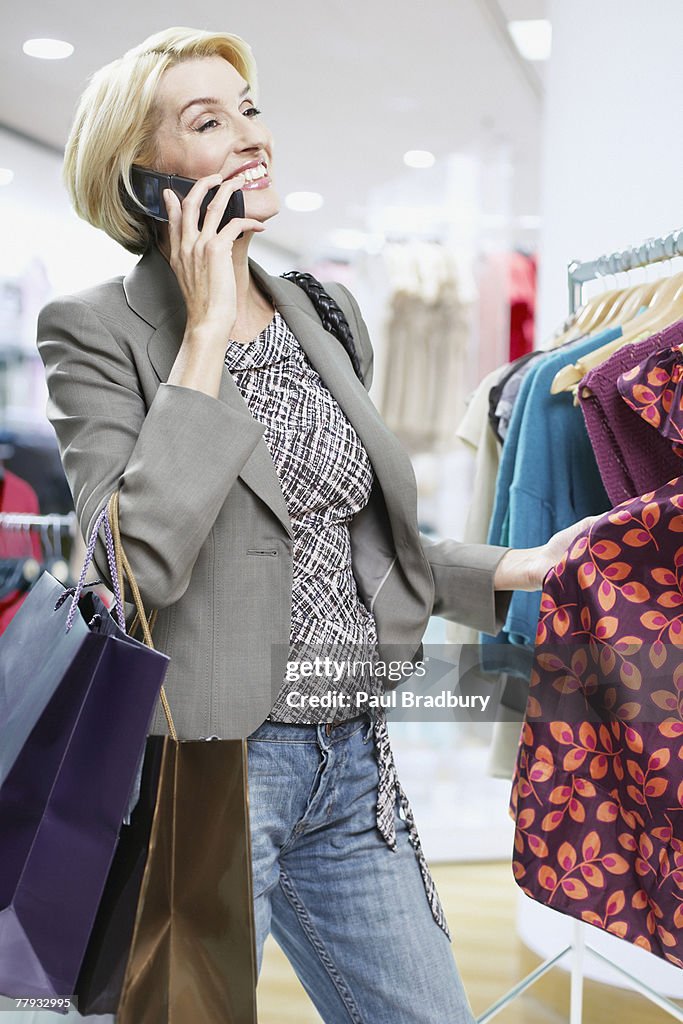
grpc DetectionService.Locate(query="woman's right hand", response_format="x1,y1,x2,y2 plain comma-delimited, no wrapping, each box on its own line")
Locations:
163,173,266,341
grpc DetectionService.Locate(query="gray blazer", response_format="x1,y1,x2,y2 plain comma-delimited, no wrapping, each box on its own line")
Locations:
36,244,512,739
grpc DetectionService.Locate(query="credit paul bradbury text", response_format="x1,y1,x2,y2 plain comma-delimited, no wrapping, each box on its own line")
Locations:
285,689,493,712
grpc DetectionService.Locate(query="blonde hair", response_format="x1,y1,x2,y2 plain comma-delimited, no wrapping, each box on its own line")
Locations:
63,27,259,254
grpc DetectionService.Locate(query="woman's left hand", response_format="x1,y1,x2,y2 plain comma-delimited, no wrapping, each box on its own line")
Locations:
493,514,603,592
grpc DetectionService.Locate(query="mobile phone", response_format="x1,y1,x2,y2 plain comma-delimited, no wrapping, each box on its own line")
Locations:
129,165,245,237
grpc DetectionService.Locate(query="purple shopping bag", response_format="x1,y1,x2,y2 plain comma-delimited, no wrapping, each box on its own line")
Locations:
0,501,169,1006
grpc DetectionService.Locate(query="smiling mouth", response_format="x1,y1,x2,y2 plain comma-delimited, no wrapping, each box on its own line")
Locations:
240,163,272,191
240,162,268,183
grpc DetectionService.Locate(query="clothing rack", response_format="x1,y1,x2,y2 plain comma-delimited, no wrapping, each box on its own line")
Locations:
0,512,78,561
0,511,77,531
478,230,683,1024
568,227,683,315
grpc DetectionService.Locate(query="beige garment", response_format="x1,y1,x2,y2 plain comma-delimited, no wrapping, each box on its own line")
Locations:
379,280,470,450
444,364,526,782
445,362,509,648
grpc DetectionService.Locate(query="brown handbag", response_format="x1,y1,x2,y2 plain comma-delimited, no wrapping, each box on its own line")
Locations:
75,491,258,1023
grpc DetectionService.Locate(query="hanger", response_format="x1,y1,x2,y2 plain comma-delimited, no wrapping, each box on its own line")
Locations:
606,279,658,327
576,286,629,336
550,273,683,395
536,286,622,354
559,287,624,342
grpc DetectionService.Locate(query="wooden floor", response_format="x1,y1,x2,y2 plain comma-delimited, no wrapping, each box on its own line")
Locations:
256,860,683,1023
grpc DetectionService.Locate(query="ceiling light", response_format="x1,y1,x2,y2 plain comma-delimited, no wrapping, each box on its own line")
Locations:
403,150,435,169
22,38,75,60
285,191,323,212
508,20,552,62
0,169,14,186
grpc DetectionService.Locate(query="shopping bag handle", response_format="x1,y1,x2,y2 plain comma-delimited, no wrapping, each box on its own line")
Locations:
106,490,178,740
65,501,127,632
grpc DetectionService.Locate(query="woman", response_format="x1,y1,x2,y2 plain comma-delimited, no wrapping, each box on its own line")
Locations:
37,27,594,1024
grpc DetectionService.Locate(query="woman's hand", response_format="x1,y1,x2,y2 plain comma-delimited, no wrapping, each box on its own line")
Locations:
163,173,266,340
493,515,602,592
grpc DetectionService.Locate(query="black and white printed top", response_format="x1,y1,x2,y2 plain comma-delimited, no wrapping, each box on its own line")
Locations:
224,308,450,939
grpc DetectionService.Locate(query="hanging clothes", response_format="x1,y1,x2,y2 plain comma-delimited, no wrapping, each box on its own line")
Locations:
445,365,519,777
488,350,544,444
578,320,683,504
0,469,43,633
481,327,620,675
619,339,683,455
508,251,537,362
509,471,683,968
378,242,470,451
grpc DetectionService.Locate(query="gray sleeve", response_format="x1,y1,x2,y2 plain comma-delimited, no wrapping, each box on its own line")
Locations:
418,533,513,636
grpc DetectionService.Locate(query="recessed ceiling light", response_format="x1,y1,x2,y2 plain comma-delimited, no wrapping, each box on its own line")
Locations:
0,169,14,186
508,20,552,62
285,191,323,212
403,150,435,169
23,38,75,60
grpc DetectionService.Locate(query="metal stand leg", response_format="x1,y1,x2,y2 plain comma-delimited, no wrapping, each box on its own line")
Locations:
476,944,572,1023
570,920,585,1024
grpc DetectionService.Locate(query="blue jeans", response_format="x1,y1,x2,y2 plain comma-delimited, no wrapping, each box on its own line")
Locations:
246,711,476,1024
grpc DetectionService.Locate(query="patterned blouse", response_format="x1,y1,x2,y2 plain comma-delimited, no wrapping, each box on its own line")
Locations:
224,308,449,938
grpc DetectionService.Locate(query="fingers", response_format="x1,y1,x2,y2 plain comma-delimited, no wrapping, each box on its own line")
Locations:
163,188,181,258
200,173,246,235
213,217,266,241
166,173,266,261
177,173,222,242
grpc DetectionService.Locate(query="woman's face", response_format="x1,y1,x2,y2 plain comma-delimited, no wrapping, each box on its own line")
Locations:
151,55,279,226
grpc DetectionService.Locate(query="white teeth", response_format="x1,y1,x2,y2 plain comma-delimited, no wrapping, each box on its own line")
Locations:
243,163,267,181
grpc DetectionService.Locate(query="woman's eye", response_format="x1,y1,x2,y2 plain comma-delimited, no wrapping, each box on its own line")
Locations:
197,118,219,132
244,107,262,118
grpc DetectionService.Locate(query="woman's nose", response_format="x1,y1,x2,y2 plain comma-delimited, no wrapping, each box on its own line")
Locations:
234,112,269,149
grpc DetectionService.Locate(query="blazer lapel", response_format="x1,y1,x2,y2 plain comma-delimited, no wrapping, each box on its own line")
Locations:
123,246,420,554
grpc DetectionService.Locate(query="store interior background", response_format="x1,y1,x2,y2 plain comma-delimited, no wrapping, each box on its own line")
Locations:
3,0,683,1020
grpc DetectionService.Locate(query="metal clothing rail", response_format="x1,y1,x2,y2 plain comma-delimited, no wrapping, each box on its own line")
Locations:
478,232,683,1024
568,227,683,315
0,512,77,531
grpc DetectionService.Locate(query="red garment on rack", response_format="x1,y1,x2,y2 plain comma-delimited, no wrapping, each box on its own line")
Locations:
509,252,537,362
0,469,43,634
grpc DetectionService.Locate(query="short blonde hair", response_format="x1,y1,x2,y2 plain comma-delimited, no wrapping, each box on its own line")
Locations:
63,27,259,254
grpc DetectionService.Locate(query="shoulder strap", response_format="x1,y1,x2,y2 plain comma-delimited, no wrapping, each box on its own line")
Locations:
280,270,364,384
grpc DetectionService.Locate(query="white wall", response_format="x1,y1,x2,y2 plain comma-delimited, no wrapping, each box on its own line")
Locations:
537,0,683,339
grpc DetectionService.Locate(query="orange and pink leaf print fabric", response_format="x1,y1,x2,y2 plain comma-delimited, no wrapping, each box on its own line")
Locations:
618,341,683,458
510,475,683,967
